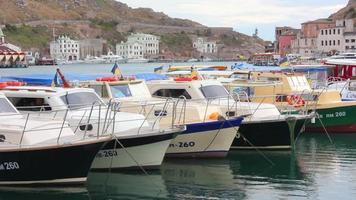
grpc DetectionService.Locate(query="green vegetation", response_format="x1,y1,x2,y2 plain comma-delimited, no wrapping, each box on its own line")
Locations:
90,19,119,31
161,33,192,51
3,24,52,49
220,34,242,46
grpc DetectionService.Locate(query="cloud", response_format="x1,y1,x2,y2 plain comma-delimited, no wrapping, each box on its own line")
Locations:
118,0,345,40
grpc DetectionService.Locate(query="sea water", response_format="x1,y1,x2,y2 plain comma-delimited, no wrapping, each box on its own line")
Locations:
0,63,355,200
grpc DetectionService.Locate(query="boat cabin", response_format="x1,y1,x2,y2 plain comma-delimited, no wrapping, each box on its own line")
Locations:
0,86,104,111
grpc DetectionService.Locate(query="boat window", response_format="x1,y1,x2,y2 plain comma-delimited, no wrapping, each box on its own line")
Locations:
110,85,132,98
7,97,52,111
200,85,229,99
60,92,103,110
90,85,103,97
152,89,192,99
0,98,17,113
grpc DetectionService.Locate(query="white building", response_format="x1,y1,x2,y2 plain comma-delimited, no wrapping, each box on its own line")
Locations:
116,33,160,59
291,32,317,57
50,35,80,61
193,38,218,54
317,19,356,54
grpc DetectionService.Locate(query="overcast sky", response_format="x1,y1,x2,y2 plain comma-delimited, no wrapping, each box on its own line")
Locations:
118,0,348,41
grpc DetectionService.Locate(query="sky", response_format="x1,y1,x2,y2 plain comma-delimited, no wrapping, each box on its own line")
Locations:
118,0,348,41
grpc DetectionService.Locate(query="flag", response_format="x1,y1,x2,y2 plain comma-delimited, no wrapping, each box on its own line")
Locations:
154,66,163,73
279,56,290,67
111,62,123,78
51,72,60,87
231,63,243,70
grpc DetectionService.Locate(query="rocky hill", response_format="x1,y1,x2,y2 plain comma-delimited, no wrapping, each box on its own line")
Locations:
0,0,266,59
330,0,356,19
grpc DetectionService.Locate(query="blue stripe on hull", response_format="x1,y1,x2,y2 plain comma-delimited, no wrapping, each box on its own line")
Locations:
183,117,243,134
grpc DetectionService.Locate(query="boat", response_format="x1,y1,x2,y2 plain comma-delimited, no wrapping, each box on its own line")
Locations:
145,78,309,149
100,51,126,64
322,52,356,63
0,92,111,185
35,57,56,66
228,70,356,133
167,65,227,72
126,58,149,63
0,86,182,170
79,78,243,157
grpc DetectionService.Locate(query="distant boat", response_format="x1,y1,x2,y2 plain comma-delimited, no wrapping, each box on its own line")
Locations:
100,51,126,64
126,58,149,63
35,57,57,66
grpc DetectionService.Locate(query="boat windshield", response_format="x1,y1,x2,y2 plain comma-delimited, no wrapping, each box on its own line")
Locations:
110,85,132,98
60,92,104,110
200,85,229,99
0,98,17,113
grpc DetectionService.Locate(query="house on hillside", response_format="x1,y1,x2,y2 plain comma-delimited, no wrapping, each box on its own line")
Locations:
50,35,80,62
193,37,218,54
116,33,160,59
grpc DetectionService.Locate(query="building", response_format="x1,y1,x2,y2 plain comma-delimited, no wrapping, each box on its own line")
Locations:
50,35,80,61
79,39,106,59
275,27,300,55
193,37,218,54
291,19,334,56
116,33,160,59
318,19,356,54
0,26,26,67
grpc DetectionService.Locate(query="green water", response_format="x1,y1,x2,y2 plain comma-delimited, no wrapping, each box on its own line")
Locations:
1,134,355,200
1,63,356,199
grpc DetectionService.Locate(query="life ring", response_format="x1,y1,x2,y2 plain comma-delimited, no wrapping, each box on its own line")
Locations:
6,81,24,86
287,95,305,107
96,76,119,82
174,77,193,82
0,82,7,89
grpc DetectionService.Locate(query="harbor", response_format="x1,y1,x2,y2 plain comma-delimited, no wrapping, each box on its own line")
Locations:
0,61,354,199
1,0,356,199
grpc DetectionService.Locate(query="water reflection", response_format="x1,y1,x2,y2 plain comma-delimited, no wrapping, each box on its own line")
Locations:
296,134,356,199
161,159,239,199
87,171,168,200
3,134,356,200
0,186,89,200
228,150,309,199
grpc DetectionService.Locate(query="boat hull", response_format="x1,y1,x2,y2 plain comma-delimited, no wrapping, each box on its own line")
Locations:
165,117,243,158
231,117,307,150
0,140,108,185
306,105,356,133
91,132,176,170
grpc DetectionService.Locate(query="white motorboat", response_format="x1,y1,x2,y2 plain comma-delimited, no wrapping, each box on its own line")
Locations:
1,86,182,170
80,78,243,158
0,92,111,185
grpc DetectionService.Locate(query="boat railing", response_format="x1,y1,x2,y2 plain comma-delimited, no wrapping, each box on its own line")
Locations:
13,100,183,146
175,96,187,126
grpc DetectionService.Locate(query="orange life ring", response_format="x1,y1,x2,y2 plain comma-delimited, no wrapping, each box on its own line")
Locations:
174,77,193,82
96,76,119,82
287,95,305,107
6,81,24,86
0,82,7,89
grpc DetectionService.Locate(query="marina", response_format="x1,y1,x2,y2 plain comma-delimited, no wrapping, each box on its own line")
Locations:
0,61,355,199
1,0,356,199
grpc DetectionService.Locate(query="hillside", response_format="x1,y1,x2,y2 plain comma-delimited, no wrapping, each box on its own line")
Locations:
330,0,356,19
0,0,266,59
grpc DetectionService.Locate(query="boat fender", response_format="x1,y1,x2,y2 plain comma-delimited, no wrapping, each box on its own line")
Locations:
209,112,220,121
